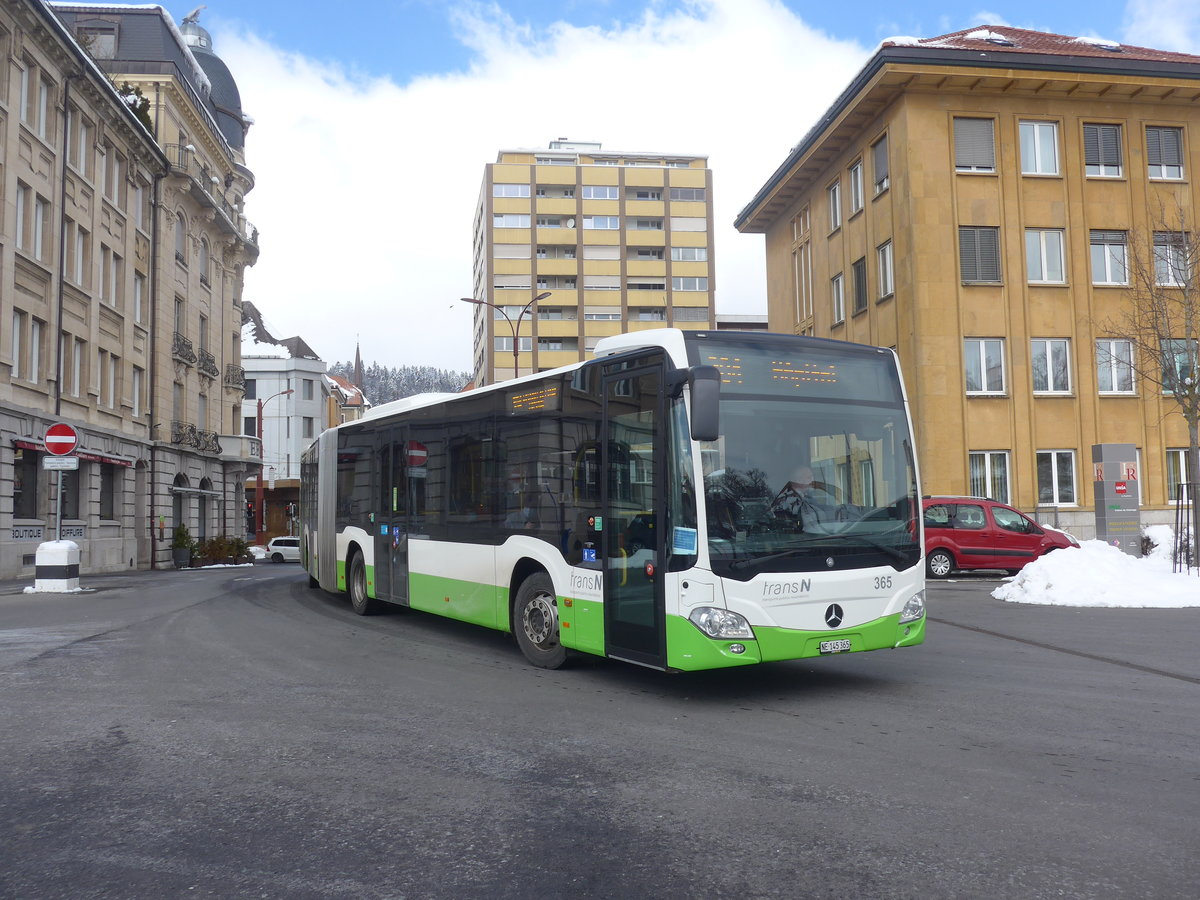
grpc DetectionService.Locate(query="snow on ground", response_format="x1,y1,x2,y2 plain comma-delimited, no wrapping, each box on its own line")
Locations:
992,525,1200,608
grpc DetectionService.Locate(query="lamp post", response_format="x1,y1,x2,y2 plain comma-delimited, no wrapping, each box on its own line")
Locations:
461,290,551,381
255,387,294,545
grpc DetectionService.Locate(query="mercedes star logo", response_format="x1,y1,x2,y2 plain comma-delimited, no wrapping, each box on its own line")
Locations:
825,604,844,628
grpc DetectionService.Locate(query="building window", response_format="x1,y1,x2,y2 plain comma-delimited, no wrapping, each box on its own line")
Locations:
99,464,118,520
492,183,530,197
303,417,314,439
852,257,867,314
12,310,25,380
631,218,663,230
827,181,841,231
303,378,314,400
1167,449,1194,501
1031,338,1071,393
831,273,844,324
849,161,864,214
1026,229,1065,283
30,318,43,384
244,415,257,436
1019,121,1059,175
494,336,532,352
1037,450,1076,505
493,213,530,228
61,468,80,520
133,272,146,322
583,216,619,230
1153,232,1189,285
132,366,143,417
965,338,1005,394
671,277,708,291
14,448,40,519
1083,123,1122,176
1096,339,1135,393
1160,338,1198,394
954,117,996,172
582,185,619,199
1090,230,1128,284
670,247,707,261
72,337,85,396
1146,126,1184,179
969,451,1010,503
872,135,889,194
877,241,894,298
244,378,256,400
669,187,705,201
959,226,1001,283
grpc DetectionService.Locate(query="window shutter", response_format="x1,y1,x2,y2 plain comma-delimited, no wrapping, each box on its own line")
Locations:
1099,125,1121,166
959,227,979,280
1090,230,1126,244
955,118,995,169
873,136,889,187
979,228,1000,281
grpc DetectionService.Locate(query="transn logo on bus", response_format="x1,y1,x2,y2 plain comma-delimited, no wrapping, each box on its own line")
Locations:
762,579,811,598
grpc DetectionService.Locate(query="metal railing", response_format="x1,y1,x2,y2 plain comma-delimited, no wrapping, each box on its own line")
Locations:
164,143,259,247
224,364,245,389
171,420,199,448
1172,483,1198,575
198,348,220,379
172,332,197,366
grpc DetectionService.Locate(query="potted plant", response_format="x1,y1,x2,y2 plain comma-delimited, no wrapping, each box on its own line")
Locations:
171,524,196,569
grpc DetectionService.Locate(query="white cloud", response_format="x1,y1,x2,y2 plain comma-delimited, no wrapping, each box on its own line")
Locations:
1122,0,1200,51
215,0,869,370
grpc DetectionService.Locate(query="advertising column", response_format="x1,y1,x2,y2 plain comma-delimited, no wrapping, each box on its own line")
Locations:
1092,443,1142,556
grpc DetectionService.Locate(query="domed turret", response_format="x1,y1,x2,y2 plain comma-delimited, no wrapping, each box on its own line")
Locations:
179,9,247,150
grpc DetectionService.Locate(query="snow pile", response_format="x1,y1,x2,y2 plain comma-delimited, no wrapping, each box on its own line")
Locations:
993,530,1200,608
240,320,287,359
1073,35,1121,50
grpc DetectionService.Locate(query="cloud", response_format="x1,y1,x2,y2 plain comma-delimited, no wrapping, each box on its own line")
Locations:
214,0,869,370
1122,0,1200,51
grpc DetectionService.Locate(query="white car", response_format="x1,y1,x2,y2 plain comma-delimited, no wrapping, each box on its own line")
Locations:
266,536,300,563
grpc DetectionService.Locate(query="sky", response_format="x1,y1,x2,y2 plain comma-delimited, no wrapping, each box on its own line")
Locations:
992,525,1199,607
151,0,1200,371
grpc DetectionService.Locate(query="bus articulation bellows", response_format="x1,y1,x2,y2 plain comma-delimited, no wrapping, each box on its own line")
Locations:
299,329,925,671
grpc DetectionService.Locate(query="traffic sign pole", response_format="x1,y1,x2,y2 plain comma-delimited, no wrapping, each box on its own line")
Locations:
44,423,79,541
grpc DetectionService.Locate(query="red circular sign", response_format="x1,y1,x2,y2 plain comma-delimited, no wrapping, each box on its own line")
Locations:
44,423,78,456
406,440,428,467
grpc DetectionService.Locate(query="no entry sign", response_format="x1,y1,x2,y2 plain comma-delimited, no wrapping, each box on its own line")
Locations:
406,440,428,467
44,423,79,456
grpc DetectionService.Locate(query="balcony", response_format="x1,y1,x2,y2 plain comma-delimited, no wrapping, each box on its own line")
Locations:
198,429,222,454
198,348,220,379
171,420,199,448
219,433,263,466
224,364,245,389
172,332,197,366
164,143,259,251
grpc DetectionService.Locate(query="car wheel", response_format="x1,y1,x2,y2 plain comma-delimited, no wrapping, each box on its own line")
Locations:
926,548,954,579
271,552,284,563
348,552,381,615
513,572,566,669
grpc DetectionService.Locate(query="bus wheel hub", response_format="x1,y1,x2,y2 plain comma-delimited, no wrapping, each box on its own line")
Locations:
523,593,557,646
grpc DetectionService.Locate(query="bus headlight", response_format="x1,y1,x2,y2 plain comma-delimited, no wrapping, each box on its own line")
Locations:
689,607,754,640
899,591,926,624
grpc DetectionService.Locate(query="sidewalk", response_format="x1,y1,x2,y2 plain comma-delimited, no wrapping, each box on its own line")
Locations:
0,560,264,597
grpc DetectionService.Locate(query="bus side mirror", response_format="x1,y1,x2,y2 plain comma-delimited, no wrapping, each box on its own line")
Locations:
689,365,720,442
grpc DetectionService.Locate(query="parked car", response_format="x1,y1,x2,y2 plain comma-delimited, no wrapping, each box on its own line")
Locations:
922,496,1079,578
266,536,300,563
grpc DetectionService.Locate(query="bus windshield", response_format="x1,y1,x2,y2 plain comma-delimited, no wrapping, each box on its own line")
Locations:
688,335,920,579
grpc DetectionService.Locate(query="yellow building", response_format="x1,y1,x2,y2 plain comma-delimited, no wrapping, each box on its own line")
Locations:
736,26,1200,537
470,140,714,386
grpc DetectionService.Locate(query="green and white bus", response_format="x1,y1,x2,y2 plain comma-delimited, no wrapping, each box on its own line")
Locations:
299,329,925,671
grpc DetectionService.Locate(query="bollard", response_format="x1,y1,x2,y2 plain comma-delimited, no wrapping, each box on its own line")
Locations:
33,540,81,592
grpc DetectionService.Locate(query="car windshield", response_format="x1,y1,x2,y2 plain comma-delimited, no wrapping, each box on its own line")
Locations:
699,396,920,580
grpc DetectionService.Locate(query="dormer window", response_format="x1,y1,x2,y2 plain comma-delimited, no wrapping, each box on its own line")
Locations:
77,20,117,58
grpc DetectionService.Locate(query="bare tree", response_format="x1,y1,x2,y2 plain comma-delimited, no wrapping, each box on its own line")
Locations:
1096,200,1200,561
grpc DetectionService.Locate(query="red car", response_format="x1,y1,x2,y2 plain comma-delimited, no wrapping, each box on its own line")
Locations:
922,496,1079,578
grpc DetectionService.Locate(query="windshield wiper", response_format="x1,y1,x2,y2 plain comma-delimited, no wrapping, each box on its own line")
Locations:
728,531,914,571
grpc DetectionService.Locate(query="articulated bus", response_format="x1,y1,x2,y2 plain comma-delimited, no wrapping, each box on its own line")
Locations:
299,329,925,671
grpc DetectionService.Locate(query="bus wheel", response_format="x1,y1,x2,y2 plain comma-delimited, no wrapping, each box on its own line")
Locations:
514,573,566,669
348,552,381,615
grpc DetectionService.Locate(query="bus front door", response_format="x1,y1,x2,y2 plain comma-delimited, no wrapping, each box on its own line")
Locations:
602,361,666,669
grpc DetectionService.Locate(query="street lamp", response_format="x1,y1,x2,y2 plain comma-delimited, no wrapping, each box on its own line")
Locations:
461,290,552,381
255,387,294,545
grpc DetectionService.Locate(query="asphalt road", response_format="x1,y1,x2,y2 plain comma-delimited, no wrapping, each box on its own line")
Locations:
1,566,1197,899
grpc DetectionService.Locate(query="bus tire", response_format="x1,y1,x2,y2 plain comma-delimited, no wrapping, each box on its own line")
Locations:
513,573,566,669
348,552,381,615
